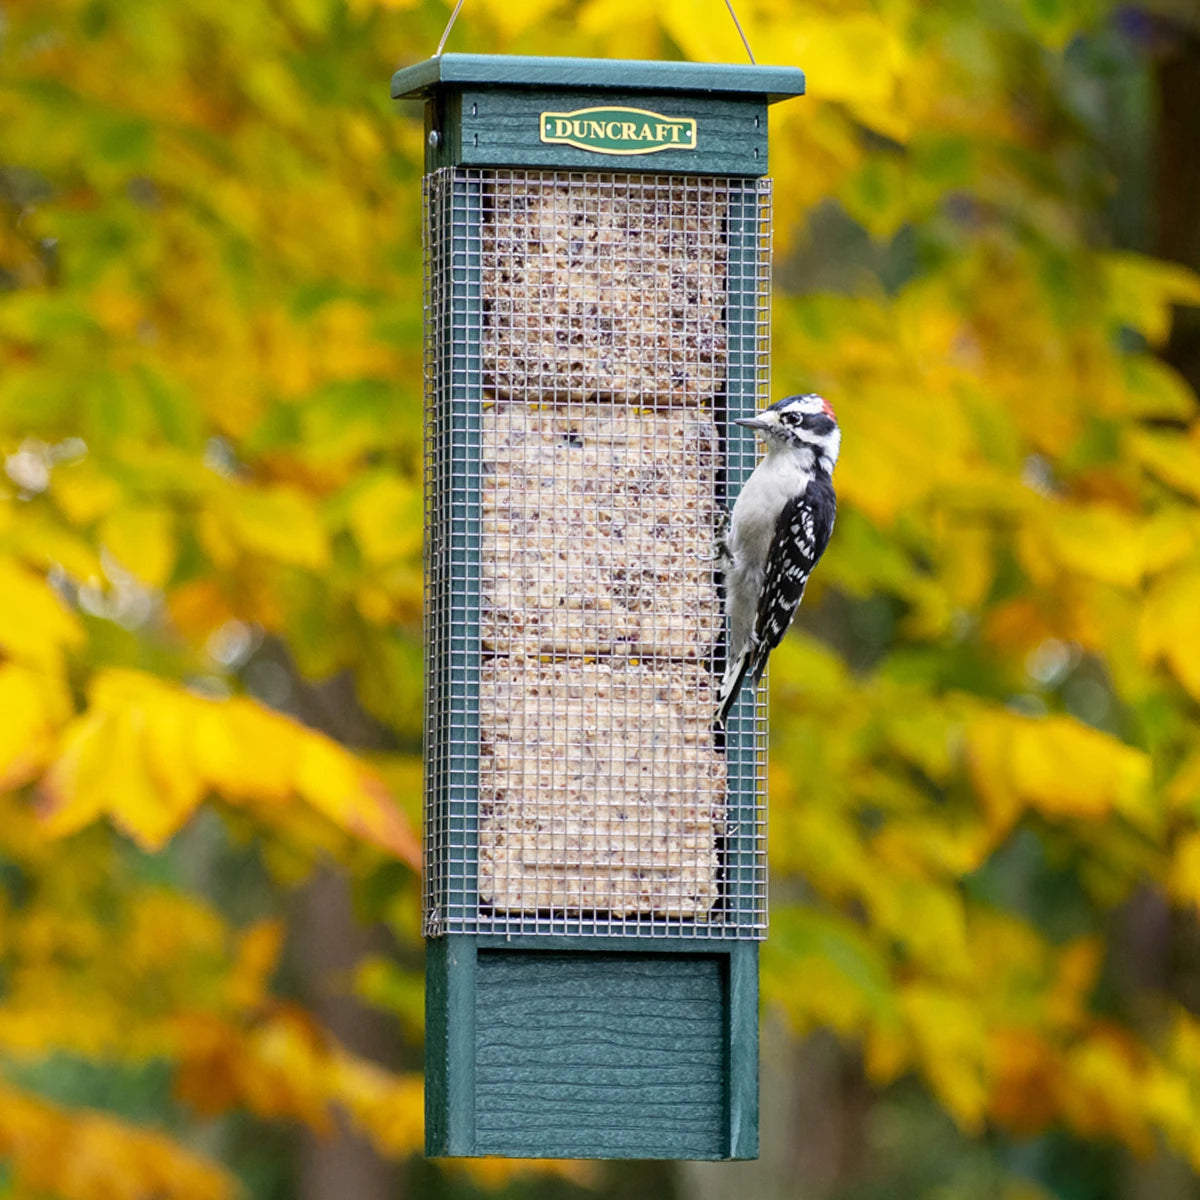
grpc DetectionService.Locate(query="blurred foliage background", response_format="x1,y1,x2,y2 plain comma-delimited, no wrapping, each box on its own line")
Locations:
3,0,1200,1196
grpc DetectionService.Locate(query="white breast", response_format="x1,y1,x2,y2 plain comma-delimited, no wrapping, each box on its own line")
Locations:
725,445,813,653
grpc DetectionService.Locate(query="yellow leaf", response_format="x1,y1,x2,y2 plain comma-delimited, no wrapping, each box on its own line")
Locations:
195,510,239,569
485,0,561,38
1121,355,1197,421
37,710,112,840
0,1081,236,1200
1140,566,1200,701
901,983,987,1129
455,1158,603,1190
765,908,898,1040
0,559,83,672
842,155,909,240
835,382,975,525
872,817,995,878
1131,428,1200,503
769,632,852,707
294,735,420,864
1045,503,1142,589
968,712,1153,831
142,692,208,822
100,505,176,587
938,524,996,611
779,16,907,127
348,475,422,564
39,670,420,862
1016,716,1152,828
105,705,191,851
1142,508,1198,576
50,459,122,525
1048,938,1103,1028
1105,252,1200,345
220,484,329,569
0,663,72,790
192,699,293,805
883,699,958,782
40,687,195,852
175,1006,427,1163
326,1057,424,1157
5,510,104,580
1167,831,1200,911
1061,1029,1154,1154
867,874,972,979
346,0,421,11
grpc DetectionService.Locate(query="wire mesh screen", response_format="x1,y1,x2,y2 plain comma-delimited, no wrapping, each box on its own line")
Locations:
424,168,770,938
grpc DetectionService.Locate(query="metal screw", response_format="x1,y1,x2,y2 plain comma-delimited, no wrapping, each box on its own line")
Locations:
428,130,441,149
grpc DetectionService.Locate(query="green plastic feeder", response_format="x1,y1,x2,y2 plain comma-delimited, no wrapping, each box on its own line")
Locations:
393,52,805,1161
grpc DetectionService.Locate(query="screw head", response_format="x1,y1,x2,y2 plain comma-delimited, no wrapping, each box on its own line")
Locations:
427,130,441,149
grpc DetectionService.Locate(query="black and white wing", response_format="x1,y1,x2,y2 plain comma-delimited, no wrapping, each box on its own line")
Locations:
746,474,836,684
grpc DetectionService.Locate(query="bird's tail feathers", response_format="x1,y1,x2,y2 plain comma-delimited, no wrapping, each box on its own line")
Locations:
751,643,771,686
715,646,753,727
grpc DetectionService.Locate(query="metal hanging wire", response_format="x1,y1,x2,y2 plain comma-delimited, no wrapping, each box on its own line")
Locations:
434,0,465,57
722,0,756,63
431,0,757,63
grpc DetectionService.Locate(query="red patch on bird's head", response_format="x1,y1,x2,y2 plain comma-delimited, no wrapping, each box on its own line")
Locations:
820,397,836,419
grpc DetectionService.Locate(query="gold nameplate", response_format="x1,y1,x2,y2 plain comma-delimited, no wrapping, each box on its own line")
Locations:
539,106,697,156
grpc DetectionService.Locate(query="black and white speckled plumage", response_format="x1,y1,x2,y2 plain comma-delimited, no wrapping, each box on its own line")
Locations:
715,394,840,726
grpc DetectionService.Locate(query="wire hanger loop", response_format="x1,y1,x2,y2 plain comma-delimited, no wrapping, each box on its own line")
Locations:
433,0,465,58
431,0,757,63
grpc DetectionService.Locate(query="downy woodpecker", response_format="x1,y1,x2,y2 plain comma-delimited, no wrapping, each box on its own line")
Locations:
715,393,840,726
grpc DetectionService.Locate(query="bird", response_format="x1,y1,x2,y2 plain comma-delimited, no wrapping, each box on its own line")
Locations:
715,393,840,726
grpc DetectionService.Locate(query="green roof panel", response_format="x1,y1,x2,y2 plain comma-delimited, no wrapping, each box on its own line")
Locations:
392,53,805,104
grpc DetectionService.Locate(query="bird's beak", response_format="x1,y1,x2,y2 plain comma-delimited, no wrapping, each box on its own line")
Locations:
733,415,772,431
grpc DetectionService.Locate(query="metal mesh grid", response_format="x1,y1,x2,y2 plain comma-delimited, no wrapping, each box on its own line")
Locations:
424,168,771,938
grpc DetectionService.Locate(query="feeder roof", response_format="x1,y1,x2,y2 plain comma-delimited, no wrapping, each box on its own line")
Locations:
391,54,805,104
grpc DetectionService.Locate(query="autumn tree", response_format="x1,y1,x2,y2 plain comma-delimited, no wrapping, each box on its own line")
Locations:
3,0,1200,1198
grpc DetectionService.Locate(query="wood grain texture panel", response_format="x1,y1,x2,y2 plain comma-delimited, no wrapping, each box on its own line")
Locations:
474,950,728,1158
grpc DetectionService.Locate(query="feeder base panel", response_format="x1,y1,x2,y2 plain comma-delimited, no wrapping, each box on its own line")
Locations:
425,936,758,1160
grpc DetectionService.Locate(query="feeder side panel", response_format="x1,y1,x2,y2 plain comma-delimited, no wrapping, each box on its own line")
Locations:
723,178,773,927
727,939,760,1158
424,935,478,1156
424,171,484,935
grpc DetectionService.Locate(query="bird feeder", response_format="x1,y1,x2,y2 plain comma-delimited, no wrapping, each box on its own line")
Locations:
392,53,804,1160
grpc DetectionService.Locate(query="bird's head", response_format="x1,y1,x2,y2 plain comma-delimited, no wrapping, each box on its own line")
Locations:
734,393,840,474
